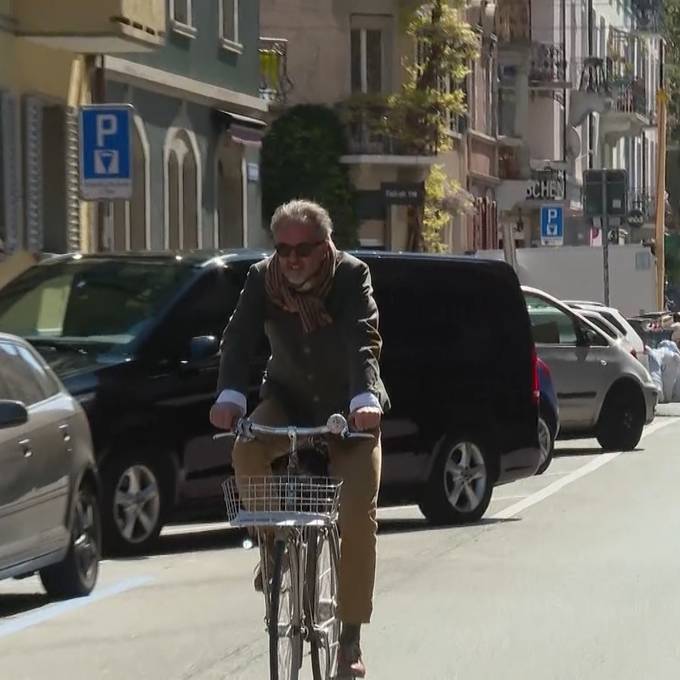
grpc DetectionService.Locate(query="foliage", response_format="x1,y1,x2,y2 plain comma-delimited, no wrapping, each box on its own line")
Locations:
423,164,475,252
387,0,478,154
664,0,680,140
261,105,359,248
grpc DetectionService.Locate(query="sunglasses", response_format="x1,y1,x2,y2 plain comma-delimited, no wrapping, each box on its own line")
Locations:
274,241,325,258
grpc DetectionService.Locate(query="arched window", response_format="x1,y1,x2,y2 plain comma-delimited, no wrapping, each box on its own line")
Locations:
165,129,201,250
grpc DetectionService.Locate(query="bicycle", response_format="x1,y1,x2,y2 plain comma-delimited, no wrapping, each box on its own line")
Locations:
217,413,373,680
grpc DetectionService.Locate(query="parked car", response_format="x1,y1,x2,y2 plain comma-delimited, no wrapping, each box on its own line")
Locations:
536,357,559,475
523,287,658,451
0,333,100,597
0,252,541,552
565,301,648,370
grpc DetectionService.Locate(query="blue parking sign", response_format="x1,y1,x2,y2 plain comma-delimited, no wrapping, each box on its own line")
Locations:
79,104,133,200
540,205,564,246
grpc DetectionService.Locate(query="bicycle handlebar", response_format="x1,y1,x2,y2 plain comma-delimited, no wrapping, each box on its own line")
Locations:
213,413,375,442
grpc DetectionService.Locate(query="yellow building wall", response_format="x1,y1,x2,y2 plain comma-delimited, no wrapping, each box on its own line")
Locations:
0,0,15,89
13,39,75,101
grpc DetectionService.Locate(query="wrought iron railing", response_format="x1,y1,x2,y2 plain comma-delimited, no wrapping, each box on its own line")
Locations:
259,37,293,104
529,43,569,86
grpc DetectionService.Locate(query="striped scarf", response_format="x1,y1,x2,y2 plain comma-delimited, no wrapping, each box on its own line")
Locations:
265,241,338,334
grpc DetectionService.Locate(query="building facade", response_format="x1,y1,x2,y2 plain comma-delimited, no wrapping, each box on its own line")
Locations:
495,0,663,250
103,0,269,252
260,0,488,253
0,0,166,255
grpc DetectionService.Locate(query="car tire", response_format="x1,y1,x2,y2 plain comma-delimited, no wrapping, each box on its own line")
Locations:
419,433,494,525
40,483,101,599
596,384,645,452
535,410,556,475
101,453,173,555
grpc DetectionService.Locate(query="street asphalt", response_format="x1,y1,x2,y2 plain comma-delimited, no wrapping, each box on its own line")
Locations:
1,415,679,679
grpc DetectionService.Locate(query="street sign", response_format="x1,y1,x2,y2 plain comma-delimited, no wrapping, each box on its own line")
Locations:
540,205,564,246
79,104,133,200
382,182,425,206
583,169,628,217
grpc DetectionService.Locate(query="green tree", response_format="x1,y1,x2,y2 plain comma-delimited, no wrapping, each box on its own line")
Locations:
261,105,359,248
665,0,680,141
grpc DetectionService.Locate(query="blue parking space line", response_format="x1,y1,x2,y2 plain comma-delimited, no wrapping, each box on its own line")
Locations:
0,575,153,639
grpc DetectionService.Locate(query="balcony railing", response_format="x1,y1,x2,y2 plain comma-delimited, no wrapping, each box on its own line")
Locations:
259,38,292,105
611,79,648,116
576,58,651,118
529,43,570,88
338,101,439,156
632,0,664,33
496,0,531,45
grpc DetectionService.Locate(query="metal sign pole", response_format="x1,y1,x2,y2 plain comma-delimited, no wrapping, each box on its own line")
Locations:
602,173,610,306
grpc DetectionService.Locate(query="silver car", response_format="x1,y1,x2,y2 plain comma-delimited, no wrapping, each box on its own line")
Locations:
522,288,657,451
0,333,100,597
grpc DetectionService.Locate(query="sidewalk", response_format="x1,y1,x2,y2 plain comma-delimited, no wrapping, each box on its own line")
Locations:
656,403,680,417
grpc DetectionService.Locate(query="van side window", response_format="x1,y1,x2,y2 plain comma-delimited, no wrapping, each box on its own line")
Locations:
525,295,578,345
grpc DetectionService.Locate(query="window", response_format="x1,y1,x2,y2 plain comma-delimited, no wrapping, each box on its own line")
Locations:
165,130,201,251
0,342,49,406
351,28,383,93
219,0,242,52
524,294,578,345
0,260,196,353
599,311,626,336
170,0,197,38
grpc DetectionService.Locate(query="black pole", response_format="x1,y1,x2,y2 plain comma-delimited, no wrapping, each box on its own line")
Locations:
588,0,594,169
562,0,567,163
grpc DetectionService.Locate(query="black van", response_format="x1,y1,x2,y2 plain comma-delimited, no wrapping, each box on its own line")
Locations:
0,251,540,553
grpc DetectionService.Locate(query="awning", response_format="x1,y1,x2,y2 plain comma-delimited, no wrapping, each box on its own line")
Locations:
215,109,268,148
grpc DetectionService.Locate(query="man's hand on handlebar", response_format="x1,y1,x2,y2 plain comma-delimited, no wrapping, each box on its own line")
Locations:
350,407,381,432
209,402,242,432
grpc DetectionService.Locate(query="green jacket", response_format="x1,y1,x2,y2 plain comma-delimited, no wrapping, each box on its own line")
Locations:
217,251,390,424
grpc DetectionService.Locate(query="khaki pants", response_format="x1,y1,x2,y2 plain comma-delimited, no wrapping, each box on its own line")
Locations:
231,399,382,624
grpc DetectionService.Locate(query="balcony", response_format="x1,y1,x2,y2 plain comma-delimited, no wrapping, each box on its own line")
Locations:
570,58,651,137
529,43,571,90
632,0,664,34
15,0,165,52
496,0,531,45
259,38,292,105
337,100,438,165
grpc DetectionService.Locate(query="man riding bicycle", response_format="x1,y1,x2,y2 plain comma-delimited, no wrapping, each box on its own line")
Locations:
210,199,389,678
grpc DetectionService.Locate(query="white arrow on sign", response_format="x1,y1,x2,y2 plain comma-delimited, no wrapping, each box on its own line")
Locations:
546,223,558,236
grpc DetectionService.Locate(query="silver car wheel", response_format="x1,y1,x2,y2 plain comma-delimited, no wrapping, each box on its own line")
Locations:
443,441,487,512
113,464,161,544
538,417,552,468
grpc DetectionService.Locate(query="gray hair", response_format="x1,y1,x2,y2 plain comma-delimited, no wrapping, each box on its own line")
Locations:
270,199,334,240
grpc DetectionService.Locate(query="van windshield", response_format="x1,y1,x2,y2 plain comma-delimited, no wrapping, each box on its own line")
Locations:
0,259,196,354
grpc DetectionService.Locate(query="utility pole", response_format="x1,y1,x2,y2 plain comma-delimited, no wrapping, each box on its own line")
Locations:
655,64,667,309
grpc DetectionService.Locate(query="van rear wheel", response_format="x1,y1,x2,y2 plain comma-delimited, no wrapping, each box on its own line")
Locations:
419,434,494,525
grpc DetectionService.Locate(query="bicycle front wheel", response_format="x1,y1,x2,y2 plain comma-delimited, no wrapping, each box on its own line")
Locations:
269,538,302,680
307,526,341,680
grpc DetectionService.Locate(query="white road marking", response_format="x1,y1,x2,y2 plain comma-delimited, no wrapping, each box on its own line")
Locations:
492,418,678,521
490,495,528,502
162,521,233,536
0,576,152,639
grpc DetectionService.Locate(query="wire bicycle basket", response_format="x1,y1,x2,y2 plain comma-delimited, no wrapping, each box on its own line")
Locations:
223,475,343,527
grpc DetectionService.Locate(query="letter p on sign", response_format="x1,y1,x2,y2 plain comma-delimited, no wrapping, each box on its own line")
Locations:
96,114,118,147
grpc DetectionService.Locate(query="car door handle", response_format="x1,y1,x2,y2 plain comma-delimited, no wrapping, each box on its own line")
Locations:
19,438,32,459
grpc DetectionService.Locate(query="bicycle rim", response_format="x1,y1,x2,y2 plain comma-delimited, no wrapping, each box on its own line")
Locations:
307,527,340,680
269,539,302,680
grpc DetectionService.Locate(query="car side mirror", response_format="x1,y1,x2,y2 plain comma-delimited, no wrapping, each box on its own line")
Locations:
189,335,219,361
0,400,28,429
